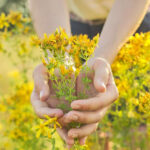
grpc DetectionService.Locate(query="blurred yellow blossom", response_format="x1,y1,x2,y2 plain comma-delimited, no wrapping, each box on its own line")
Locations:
33,115,61,138
0,123,3,131
8,69,20,78
8,11,23,28
0,13,9,29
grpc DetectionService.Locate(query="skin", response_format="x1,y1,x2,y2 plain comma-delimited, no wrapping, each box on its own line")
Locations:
31,58,118,147
29,0,150,148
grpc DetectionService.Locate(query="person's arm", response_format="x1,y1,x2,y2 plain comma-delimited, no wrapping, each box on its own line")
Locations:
28,0,71,37
29,0,75,146
92,0,150,64
64,0,150,147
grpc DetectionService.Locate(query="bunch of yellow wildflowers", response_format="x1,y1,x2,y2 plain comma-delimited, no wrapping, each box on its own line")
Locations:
33,115,61,150
32,27,99,149
32,27,99,112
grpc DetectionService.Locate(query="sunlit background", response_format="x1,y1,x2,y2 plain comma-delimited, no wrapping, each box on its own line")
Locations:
0,0,150,150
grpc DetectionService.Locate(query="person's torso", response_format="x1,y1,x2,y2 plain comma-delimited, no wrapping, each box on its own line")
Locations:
67,0,114,20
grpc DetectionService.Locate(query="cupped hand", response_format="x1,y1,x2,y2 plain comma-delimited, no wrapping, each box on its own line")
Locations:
31,64,74,147
31,57,119,149
59,57,119,148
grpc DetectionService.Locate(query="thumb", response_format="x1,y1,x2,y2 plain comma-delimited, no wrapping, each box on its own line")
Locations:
33,64,50,101
93,58,110,92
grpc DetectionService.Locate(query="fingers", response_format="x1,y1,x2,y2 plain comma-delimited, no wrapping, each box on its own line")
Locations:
57,128,86,149
57,128,75,149
57,128,74,146
71,84,119,111
31,91,63,118
68,123,98,138
35,106,63,118
60,107,108,125
79,137,87,145
33,64,50,101
93,58,110,92
72,57,118,111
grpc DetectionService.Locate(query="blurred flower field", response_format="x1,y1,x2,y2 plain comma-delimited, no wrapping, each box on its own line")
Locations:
0,11,150,150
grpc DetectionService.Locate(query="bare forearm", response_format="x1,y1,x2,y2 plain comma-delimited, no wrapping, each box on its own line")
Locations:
95,0,150,64
28,0,71,37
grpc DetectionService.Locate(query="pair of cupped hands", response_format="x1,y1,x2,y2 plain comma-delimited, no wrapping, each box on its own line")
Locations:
31,57,119,149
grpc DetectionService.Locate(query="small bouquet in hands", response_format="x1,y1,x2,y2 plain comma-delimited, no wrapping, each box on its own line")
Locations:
32,27,99,149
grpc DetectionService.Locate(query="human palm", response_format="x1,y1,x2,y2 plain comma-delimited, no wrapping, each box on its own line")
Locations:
31,58,118,148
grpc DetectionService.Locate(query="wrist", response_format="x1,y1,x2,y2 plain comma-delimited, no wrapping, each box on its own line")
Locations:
93,45,116,64
87,56,110,70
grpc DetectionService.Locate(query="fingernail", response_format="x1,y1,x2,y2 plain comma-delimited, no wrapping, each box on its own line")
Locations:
72,115,78,121
101,82,106,89
40,91,44,100
98,82,106,92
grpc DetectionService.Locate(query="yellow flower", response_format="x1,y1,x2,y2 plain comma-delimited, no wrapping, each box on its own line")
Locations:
0,42,4,52
43,115,61,129
49,68,55,76
42,58,47,66
8,11,23,28
49,57,57,66
68,66,74,76
56,121,61,128
0,13,9,29
3,142,10,148
138,92,150,114
0,104,6,112
60,65,67,75
128,111,135,118
8,69,20,78
47,132,52,139
23,27,30,34
68,48,74,54
75,68,81,76
0,123,3,131
59,26,69,40
33,115,61,139
92,33,99,45
33,123,48,138
30,35,41,46
9,128,28,140
74,55,81,68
